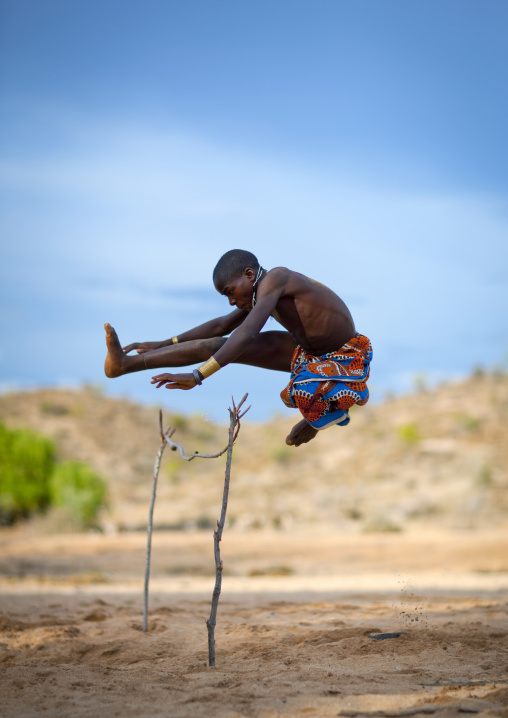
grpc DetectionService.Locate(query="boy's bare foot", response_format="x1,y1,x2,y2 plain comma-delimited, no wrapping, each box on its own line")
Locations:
104,323,127,378
285,419,318,447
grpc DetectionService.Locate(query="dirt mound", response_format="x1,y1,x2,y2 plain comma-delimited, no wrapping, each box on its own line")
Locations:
1,372,507,532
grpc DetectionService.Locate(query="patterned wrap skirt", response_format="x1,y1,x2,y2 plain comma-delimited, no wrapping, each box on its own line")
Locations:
280,333,373,430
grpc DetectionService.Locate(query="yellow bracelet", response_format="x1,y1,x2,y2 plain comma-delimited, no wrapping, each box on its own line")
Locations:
198,356,221,379
171,336,179,344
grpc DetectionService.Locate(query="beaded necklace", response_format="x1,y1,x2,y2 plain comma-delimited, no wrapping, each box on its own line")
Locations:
251,266,265,306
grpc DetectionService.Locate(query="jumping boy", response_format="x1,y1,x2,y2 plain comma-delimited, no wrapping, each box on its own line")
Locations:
104,249,372,447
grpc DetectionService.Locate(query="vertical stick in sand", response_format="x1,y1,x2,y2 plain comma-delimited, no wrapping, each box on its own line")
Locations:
143,410,168,633
143,396,249,644
207,394,249,667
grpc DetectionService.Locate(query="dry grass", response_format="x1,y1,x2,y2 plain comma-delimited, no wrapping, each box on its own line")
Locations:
0,372,507,534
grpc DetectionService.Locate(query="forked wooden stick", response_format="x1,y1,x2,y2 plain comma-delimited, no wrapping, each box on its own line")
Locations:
143,410,167,632
143,396,250,643
206,393,250,667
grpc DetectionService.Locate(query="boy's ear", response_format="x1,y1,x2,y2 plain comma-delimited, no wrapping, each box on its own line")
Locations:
244,267,256,281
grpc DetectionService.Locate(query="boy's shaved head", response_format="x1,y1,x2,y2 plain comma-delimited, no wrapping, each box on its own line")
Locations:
213,249,260,288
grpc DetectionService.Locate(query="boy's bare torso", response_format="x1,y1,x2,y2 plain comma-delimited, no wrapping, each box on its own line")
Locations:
264,268,356,355
214,266,356,368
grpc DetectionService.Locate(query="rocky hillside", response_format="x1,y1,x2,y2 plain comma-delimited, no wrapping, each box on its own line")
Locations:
1,372,507,532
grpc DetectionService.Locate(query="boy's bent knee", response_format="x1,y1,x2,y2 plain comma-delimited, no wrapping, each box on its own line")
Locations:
196,337,226,358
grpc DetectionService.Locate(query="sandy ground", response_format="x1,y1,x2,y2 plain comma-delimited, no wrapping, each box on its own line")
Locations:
1,529,508,717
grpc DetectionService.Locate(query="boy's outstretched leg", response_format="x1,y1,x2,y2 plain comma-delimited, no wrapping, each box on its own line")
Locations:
105,325,297,378
104,324,130,377
105,324,317,446
104,323,225,378
285,420,318,447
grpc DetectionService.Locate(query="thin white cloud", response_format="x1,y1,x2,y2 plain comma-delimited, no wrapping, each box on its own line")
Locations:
2,117,506,283
1,112,507,413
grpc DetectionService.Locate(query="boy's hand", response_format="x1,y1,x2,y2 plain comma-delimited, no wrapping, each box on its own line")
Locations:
150,372,197,390
123,341,161,354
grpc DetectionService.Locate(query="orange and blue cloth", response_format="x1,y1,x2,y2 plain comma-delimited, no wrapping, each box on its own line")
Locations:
280,333,373,430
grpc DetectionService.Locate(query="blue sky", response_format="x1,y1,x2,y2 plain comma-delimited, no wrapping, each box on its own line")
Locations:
1,0,507,420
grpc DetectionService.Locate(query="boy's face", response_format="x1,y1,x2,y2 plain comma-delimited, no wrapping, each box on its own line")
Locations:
215,267,256,311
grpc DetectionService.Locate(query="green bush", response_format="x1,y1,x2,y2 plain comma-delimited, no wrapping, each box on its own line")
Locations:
270,446,293,464
171,413,189,432
0,423,107,529
0,422,55,523
397,422,421,444
50,461,107,528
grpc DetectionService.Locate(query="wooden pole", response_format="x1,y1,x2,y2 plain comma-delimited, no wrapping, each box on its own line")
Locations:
206,394,249,667
143,395,250,646
143,410,167,633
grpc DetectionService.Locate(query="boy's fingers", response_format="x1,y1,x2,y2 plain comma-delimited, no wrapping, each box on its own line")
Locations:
153,378,174,388
150,372,194,391
151,373,178,389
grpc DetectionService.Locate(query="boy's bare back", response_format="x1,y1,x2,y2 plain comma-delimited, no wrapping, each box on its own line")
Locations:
256,267,355,354
212,266,356,369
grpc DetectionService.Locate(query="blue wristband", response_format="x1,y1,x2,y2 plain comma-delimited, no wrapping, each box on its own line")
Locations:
192,369,203,385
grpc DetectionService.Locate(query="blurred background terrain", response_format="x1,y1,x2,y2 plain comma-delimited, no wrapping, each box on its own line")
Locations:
1,369,506,538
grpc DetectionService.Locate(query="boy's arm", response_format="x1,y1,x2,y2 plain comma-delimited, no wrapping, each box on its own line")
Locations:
213,287,282,368
122,308,248,354
151,271,286,389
